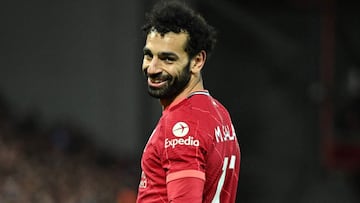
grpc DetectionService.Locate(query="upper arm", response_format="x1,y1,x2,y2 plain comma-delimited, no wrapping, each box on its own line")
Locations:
167,176,205,203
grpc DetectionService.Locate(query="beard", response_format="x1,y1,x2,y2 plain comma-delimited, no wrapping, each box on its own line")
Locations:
144,62,191,99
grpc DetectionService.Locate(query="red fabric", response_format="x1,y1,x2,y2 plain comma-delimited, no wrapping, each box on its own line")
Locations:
166,169,205,183
167,177,204,203
137,91,240,203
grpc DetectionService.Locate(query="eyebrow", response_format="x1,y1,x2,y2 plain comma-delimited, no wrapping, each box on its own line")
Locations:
143,47,152,55
143,47,179,60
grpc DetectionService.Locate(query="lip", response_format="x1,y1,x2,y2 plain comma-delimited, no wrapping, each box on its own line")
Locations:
148,78,167,88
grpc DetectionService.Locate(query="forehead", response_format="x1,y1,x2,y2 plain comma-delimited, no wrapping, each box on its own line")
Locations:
145,31,189,55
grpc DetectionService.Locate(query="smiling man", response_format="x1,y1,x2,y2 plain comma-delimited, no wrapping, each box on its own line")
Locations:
136,1,241,202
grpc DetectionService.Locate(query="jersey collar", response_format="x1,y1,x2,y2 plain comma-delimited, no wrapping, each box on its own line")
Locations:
187,90,210,98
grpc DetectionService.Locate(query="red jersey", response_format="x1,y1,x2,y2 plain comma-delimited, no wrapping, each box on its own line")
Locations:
137,91,241,202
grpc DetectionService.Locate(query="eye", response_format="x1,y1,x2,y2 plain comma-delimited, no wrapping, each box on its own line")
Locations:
143,48,153,61
143,53,153,61
164,57,175,63
160,56,176,64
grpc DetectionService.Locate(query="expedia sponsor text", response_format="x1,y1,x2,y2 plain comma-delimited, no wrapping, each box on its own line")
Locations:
165,136,200,148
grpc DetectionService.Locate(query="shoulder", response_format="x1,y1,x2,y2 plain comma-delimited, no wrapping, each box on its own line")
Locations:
161,97,216,139
164,98,210,129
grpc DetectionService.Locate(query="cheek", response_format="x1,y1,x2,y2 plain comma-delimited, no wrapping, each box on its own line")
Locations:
167,67,180,77
142,66,148,76
142,58,147,67
142,60,148,71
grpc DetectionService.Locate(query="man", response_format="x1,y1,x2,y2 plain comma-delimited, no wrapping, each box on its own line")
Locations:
137,0,241,202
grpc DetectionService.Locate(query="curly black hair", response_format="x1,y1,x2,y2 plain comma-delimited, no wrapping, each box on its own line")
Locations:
142,0,217,59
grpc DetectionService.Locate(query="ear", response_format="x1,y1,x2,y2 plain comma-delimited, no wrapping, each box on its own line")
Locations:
190,50,206,74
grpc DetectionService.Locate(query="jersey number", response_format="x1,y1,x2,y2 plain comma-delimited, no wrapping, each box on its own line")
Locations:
211,155,236,203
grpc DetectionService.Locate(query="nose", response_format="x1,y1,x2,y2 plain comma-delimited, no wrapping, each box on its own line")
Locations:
145,57,161,75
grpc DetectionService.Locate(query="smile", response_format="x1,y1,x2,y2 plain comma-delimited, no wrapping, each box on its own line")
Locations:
148,78,167,88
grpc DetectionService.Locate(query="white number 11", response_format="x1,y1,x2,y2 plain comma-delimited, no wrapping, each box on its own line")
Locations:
211,155,236,203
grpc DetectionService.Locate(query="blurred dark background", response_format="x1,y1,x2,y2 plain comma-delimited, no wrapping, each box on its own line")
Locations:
1,0,359,202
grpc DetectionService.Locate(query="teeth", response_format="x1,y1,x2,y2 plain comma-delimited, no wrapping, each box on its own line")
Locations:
151,79,163,83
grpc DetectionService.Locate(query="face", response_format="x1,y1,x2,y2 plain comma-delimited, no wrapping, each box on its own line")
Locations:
142,31,191,99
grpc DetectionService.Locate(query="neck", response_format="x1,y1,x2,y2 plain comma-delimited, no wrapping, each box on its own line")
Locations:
160,79,204,110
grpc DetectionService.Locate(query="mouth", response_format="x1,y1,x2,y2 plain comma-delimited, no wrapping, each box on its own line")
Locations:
147,77,168,88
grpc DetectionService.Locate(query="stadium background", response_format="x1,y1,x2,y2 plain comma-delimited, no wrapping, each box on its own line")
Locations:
1,0,359,202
